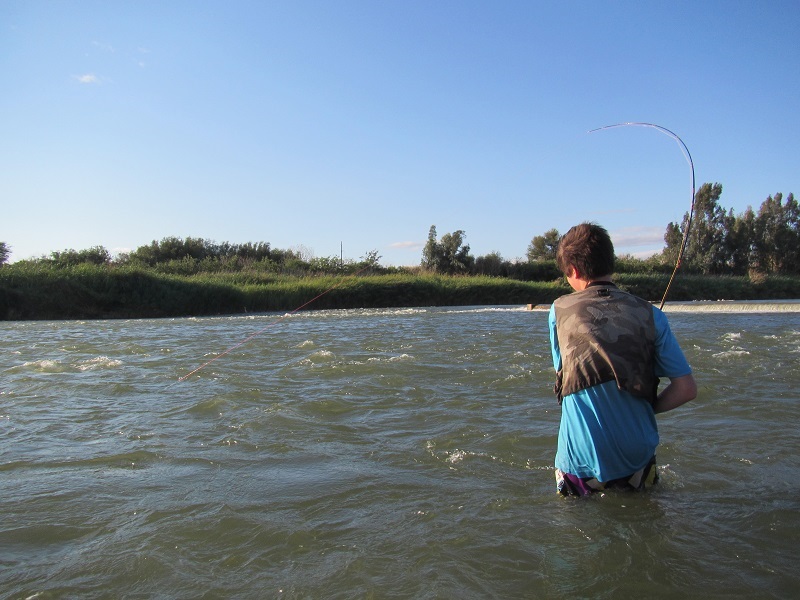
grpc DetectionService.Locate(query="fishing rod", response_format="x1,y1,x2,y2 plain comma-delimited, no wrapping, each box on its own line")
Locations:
175,264,373,383
588,122,696,309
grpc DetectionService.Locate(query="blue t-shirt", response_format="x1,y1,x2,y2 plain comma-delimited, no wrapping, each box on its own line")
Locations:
548,303,692,482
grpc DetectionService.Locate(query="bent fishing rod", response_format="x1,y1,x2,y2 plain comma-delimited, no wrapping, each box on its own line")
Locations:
588,122,696,310
176,123,694,382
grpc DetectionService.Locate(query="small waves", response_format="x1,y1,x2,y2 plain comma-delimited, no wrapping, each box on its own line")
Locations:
76,356,124,371
711,349,751,359
7,356,123,374
0,449,162,473
283,307,430,320
432,446,528,471
298,349,336,364
2,308,799,599
446,306,530,314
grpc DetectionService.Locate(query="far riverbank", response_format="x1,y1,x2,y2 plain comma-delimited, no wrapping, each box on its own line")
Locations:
2,267,800,320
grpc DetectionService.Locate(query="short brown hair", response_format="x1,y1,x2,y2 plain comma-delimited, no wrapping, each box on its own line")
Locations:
556,223,615,279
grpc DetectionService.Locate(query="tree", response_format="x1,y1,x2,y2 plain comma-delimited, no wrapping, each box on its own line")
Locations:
420,225,474,274
725,206,755,275
359,250,382,268
690,183,729,274
527,229,560,262
231,242,272,261
290,244,315,262
662,184,800,276
752,193,800,274
664,183,729,274
0,242,9,266
308,255,344,272
421,225,443,271
662,221,684,266
439,230,474,274
474,251,505,276
49,246,111,267
126,237,202,265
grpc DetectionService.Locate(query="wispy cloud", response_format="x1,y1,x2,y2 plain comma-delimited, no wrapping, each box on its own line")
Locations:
74,73,99,84
92,40,115,53
137,46,150,68
611,226,664,248
390,241,423,250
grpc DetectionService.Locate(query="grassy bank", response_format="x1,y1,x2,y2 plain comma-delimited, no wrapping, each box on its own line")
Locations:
1,264,799,320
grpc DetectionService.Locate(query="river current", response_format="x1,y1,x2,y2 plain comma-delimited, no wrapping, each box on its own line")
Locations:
2,303,799,599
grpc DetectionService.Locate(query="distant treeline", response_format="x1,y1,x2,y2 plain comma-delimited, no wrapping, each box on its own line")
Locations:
524,184,800,277
1,181,798,319
0,235,566,280
661,185,800,276
1,182,796,278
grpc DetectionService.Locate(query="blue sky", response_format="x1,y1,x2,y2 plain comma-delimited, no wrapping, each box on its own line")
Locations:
2,1,799,265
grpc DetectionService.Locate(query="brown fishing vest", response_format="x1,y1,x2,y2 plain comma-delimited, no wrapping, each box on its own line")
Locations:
553,283,658,405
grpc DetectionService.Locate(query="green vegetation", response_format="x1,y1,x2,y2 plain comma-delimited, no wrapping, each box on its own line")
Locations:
527,184,800,278
421,226,475,274
1,261,798,321
644,184,798,277
2,181,798,320
527,228,560,262
0,264,565,320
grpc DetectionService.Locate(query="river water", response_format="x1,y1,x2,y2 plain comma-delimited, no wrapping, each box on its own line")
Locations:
2,303,799,599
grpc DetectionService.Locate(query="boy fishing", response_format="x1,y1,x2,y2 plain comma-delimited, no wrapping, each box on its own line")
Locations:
549,223,697,496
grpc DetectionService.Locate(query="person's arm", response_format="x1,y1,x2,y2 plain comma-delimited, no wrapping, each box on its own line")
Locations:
548,303,561,372
653,374,697,414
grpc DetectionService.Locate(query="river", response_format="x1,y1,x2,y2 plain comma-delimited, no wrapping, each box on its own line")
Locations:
2,303,799,599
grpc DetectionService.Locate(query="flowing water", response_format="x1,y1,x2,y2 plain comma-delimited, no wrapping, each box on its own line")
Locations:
1,303,799,599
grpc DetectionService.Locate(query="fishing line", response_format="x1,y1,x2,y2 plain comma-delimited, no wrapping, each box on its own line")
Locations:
588,122,696,309
175,264,372,383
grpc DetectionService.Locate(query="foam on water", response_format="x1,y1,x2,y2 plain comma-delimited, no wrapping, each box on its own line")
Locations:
76,356,123,371
662,299,800,312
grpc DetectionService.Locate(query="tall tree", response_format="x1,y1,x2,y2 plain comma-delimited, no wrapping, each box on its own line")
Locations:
421,226,474,274
0,242,9,266
439,230,474,274
665,182,729,274
527,229,560,262
725,206,755,275
691,183,728,273
753,193,800,274
662,221,684,266
421,225,442,271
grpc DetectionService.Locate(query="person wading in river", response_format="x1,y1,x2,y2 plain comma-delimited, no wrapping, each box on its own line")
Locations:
549,223,697,496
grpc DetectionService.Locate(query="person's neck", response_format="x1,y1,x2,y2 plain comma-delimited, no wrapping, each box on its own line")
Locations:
573,275,614,291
